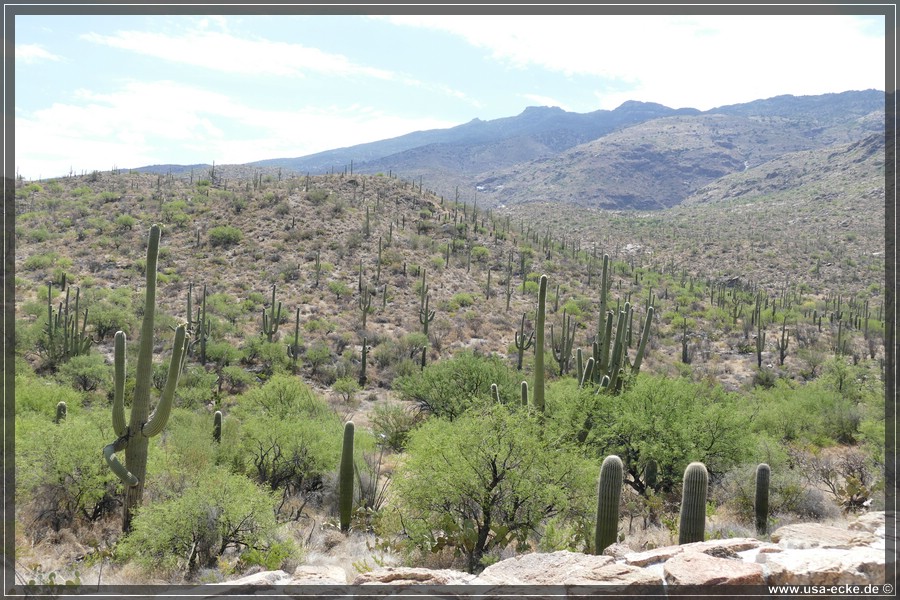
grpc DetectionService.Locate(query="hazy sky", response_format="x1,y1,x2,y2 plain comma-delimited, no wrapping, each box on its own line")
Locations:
14,12,887,179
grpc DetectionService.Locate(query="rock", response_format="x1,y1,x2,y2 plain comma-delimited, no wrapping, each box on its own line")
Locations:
352,567,476,585
664,551,765,586
624,545,684,567
474,550,660,586
848,511,885,534
291,565,348,584
771,523,876,549
601,543,633,560
761,546,886,585
214,570,293,586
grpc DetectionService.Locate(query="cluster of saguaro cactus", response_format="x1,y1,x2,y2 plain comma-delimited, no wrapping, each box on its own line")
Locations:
594,455,623,554
551,309,577,376
44,280,92,363
102,225,190,532
339,421,355,533
262,284,282,342
678,462,708,544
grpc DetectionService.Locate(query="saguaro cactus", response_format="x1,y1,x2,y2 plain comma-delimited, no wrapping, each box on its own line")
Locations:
262,284,282,342
755,463,770,535
514,312,534,371
678,462,708,544
594,455,624,554
339,421,355,533
54,401,67,424
533,275,548,412
213,410,223,443
102,225,189,532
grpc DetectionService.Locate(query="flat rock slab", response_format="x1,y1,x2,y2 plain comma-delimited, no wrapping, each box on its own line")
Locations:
291,565,348,584
664,551,765,586
624,536,764,567
352,567,476,585
760,546,886,585
476,551,661,586
771,523,876,549
848,512,885,533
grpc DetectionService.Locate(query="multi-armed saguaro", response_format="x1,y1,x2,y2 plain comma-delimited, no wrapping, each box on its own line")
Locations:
102,225,190,532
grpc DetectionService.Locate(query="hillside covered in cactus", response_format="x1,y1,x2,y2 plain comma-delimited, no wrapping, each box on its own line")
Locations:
10,93,887,588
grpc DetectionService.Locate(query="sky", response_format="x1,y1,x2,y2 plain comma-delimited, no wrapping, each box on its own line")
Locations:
13,11,887,180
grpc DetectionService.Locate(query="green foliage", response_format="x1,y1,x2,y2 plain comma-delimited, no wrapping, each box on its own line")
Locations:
231,375,342,495
548,375,752,496
333,376,360,403
370,403,423,452
208,225,243,248
16,409,121,532
394,350,520,420
393,404,594,573
115,467,280,576
15,374,82,417
56,353,110,392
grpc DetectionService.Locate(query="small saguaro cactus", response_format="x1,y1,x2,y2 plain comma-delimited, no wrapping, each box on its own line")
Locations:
339,421,355,533
490,383,501,403
102,225,190,533
520,381,529,407
213,410,223,443
287,306,302,372
54,401,67,424
594,455,624,554
678,462,708,544
755,463,771,535
419,294,435,336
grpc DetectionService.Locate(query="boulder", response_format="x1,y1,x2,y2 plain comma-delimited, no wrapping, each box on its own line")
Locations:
474,550,660,586
664,551,765,586
771,523,876,549
760,546,886,585
352,566,476,585
291,565,348,584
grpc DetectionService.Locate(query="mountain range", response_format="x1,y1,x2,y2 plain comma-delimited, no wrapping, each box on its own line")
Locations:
135,89,885,211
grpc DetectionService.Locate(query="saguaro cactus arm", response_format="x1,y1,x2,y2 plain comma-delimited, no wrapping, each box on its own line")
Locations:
143,324,188,437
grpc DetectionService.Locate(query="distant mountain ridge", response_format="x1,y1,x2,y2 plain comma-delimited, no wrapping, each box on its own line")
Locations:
133,89,884,210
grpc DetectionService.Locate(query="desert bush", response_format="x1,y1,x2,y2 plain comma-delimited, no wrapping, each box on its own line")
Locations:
56,353,110,392
16,409,121,536
392,404,594,573
115,467,281,577
208,225,243,248
394,350,520,420
370,402,423,452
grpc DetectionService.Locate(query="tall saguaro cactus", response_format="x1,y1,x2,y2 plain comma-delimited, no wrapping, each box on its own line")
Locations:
102,225,189,532
339,421,355,533
678,462,708,544
755,463,771,535
533,275,548,412
594,455,624,554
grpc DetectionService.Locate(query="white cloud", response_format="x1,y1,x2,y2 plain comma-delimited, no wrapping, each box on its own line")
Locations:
15,80,458,178
380,15,885,110
81,29,397,80
15,43,63,64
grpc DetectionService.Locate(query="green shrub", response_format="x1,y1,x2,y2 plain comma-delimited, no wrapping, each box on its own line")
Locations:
57,353,110,392
16,409,120,533
371,403,423,452
393,404,594,573
208,225,243,248
115,467,280,576
394,351,520,420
